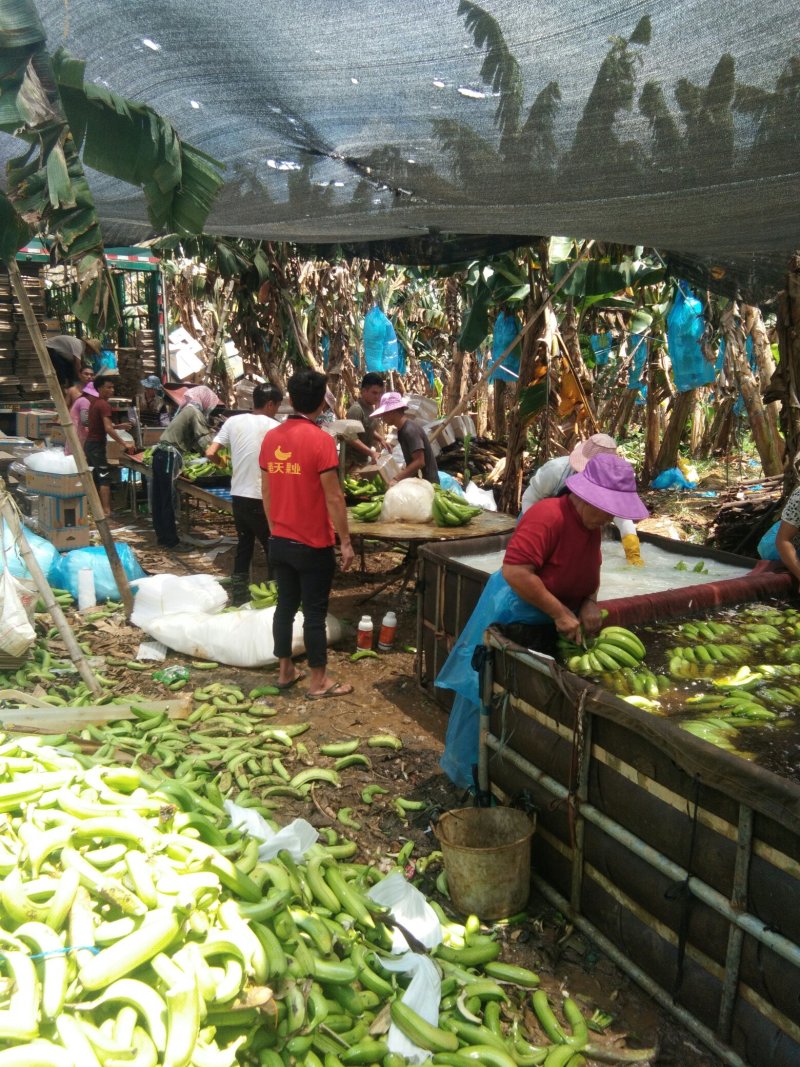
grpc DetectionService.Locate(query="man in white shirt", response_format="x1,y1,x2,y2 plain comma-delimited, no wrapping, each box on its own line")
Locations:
207,384,282,603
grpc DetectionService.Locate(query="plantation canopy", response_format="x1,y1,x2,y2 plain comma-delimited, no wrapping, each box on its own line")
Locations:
5,0,800,298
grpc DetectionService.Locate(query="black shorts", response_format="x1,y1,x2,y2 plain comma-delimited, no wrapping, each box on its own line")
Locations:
85,440,112,487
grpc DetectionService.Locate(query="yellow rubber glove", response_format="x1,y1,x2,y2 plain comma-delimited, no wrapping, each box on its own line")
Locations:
622,533,644,566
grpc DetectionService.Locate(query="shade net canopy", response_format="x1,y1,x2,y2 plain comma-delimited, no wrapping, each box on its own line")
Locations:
3,0,800,298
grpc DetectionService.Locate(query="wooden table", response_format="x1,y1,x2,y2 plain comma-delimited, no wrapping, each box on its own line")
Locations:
118,455,233,528
347,509,516,598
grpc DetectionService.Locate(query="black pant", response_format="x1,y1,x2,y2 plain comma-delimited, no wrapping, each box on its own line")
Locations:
269,536,335,669
151,447,181,548
232,496,270,576
85,440,112,488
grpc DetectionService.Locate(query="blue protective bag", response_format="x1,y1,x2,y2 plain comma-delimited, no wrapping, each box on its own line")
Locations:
757,520,782,562
0,521,61,584
363,307,399,373
667,282,715,392
437,569,548,787
56,543,146,603
651,467,697,490
438,471,466,498
488,311,521,383
590,333,613,366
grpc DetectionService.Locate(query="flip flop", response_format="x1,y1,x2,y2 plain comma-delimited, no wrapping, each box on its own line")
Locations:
307,681,354,700
275,670,307,691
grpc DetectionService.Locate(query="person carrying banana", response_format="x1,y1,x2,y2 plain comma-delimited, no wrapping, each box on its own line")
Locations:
520,434,645,566
206,383,282,604
437,453,648,788
369,391,439,485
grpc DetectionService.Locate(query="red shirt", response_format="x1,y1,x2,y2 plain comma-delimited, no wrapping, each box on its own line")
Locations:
504,494,601,611
86,396,112,443
259,416,339,548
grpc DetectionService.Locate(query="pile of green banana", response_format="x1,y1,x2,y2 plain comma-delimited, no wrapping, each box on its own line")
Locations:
600,666,671,699
667,643,748,677
249,580,278,609
343,475,385,498
0,733,626,1066
676,619,735,641
565,626,646,677
684,689,777,722
432,486,483,527
140,448,233,479
350,497,384,521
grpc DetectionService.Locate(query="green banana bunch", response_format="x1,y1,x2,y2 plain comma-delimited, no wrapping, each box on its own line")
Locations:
569,626,647,676
431,486,483,527
249,580,278,609
344,476,385,498
351,498,384,521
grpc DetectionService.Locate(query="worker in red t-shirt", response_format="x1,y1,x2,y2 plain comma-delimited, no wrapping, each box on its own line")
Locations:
437,453,648,788
260,369,354,699
85,376,135,516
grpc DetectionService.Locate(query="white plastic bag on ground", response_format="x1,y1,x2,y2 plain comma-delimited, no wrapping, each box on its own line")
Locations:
381,479,435,523
464,480,497,511
381,953,442,1065
367,871,442,953
136,603,346,668
224,803,318,861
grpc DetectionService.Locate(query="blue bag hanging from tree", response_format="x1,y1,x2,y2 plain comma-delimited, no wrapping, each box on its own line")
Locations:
488,310,521,382
667,282,714,392
363,306,398,373
590,332,613,366
628,333,648,401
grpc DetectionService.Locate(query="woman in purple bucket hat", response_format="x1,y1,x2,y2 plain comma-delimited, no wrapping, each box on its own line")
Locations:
437,452,647,789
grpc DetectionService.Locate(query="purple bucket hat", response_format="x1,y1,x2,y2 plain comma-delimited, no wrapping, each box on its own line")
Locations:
566,453,648,521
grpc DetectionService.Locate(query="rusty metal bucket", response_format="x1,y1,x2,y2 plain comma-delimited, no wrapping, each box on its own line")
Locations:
435,806,535,920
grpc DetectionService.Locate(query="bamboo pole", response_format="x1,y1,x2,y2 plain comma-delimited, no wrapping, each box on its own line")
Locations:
7,262,134,617
0,485,101,695
428,240,595,443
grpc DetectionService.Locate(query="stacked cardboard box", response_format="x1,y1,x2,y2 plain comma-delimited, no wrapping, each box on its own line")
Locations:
23,468,90,551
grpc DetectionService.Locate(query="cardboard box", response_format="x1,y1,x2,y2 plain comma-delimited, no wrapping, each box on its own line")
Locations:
142,427,164,446
38,493,89,532
24,469,85,498
16,411,59,439
41,525,92,551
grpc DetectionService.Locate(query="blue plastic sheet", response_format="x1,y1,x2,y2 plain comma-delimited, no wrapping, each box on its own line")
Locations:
590,333,613,366
420,359,435,386
363,306,399,373
757,520,782,562
438,471,466,498
488,311,521,383
667,282,715,392
437,570,548,787
56,544,146,603
0,521,61,584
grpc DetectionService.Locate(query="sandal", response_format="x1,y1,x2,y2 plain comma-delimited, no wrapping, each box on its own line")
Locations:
307,681,354,700
275,670,307,691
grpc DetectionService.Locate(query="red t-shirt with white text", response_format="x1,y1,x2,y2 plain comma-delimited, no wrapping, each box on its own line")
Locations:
503,494,601,610
259,416,338,548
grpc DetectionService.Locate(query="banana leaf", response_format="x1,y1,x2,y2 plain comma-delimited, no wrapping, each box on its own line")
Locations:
518,381,548,422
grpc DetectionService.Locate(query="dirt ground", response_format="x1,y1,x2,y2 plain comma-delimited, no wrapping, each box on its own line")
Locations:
72,488,728,1066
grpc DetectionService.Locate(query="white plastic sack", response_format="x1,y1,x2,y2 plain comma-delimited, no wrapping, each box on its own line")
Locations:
381,953,442,1065
24,448,78,474
130,574,228,628
464,480,497,512
136,603,346,668
381,479,435,523
367,872,442,954
0,568,36,657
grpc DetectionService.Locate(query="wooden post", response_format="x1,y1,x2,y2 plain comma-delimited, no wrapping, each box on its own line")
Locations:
0,485,101,695
776,254,800,492
7,261,135,617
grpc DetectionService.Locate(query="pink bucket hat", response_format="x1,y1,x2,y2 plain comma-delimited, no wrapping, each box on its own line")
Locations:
566,453,648,521
371,391,408,417
569,433,618,473
82,381,99,398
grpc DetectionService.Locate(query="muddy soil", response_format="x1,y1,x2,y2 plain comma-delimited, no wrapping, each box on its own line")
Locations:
58,497,726,1067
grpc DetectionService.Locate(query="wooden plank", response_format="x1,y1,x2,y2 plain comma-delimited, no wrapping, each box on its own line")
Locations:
0,695,192,733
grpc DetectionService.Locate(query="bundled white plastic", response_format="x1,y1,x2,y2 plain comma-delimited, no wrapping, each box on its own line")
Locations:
381,479,435,523
23,448,78,474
